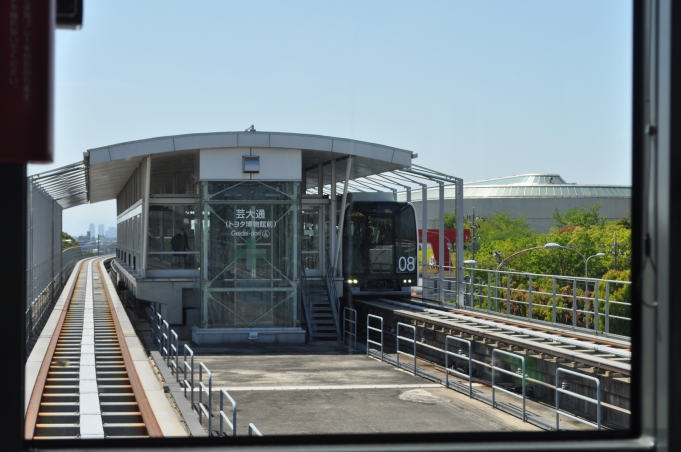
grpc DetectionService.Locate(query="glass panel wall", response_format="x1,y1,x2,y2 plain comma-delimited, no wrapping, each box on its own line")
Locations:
117,204,142,270
147,204,199,269
200,181,300,329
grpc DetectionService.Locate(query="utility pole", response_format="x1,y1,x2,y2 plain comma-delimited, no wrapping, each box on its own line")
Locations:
606,232,627,270
464,207,483,260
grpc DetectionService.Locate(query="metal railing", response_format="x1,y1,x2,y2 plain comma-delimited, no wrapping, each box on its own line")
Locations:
299,261,314,340
458,267,632,337
248,423,263,437
325,254,341,339
219,389,237,437
556,368,601,431
183,344,195,408
150,305,158,344
366,314,384,361
396,322,417,375
162,320,170,365
362,314,605,429
198,362,213,435
491,349,526,422
170,330,179,382
343,307,357,349
156,312,163,351
445,336,472,398
25,247,84,350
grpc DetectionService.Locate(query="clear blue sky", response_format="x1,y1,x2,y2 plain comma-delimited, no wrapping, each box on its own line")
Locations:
28,0,633,236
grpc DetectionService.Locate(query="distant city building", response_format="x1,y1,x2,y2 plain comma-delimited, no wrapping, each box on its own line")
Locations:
98,224,105,237
89,223,95,239
106,227,117,238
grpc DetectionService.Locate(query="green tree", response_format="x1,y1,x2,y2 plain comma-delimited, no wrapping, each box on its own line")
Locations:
477,212,533,242
553,204,606,228
62,232,78,251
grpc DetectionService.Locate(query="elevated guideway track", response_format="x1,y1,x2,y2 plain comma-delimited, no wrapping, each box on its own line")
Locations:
24,257,184,440
371,297,631,375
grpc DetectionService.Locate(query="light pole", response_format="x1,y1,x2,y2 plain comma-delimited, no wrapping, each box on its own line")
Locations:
585,252,606,297
586,253,606,278
495,244,558,271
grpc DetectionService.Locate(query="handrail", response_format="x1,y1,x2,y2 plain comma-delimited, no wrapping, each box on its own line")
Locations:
150,305,157,344
299,261,314,340
396,322,417,375
162,320,170,365
366,314,384,361
248,423,263,437
343,307,357,349
445,336,472,398
156,313,163,351
325,254,342,340
183,344,195,409
556,368,601,430
219,389,237,437
198,362,213,436
491,349,526,422
170,329,179,382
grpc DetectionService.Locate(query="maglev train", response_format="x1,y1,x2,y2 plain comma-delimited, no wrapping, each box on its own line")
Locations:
341,192,418,296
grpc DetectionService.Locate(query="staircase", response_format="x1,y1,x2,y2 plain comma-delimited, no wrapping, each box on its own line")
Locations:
307,279,340,341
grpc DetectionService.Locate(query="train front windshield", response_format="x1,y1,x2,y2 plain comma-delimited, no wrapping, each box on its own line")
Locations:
344,202,418,279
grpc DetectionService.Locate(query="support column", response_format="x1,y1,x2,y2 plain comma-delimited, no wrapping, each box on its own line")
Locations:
141,156,151,278
421,185,427,296
318,163,323,197
456,178,464,307
330,159,337,275
334,157,352,271
438,182,445,304
28,180,33,311
51,199,55,303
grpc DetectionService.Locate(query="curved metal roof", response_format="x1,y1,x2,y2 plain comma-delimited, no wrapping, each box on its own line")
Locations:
466,173,568,186
396,172,631,202
86,131,415,204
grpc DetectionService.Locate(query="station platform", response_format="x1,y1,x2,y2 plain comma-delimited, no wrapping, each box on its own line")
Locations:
176,343,538,435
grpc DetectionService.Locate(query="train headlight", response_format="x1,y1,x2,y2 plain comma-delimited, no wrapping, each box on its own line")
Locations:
354,279,358,284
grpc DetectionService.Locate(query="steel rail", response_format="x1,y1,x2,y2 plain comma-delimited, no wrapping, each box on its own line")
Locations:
24,258,87,439
98,258,163,437
380,298,631,357
365,298,630,375
397,309,631,375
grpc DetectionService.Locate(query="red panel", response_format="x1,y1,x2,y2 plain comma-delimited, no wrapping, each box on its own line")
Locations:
418,229,471,267
0,0,54,162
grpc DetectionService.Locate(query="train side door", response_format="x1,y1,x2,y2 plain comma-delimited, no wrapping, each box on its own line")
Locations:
301,205,326,277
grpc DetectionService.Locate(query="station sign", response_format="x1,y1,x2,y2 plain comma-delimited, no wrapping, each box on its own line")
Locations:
225,208,277,237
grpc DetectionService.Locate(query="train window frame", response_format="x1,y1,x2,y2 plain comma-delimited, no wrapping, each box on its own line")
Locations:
10,0,680,450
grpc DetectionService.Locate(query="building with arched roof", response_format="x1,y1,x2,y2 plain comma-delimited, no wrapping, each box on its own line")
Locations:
399,173,631,233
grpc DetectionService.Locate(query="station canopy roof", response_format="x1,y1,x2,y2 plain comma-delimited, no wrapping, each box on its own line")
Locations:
30,131,464,209
29,161,88,209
